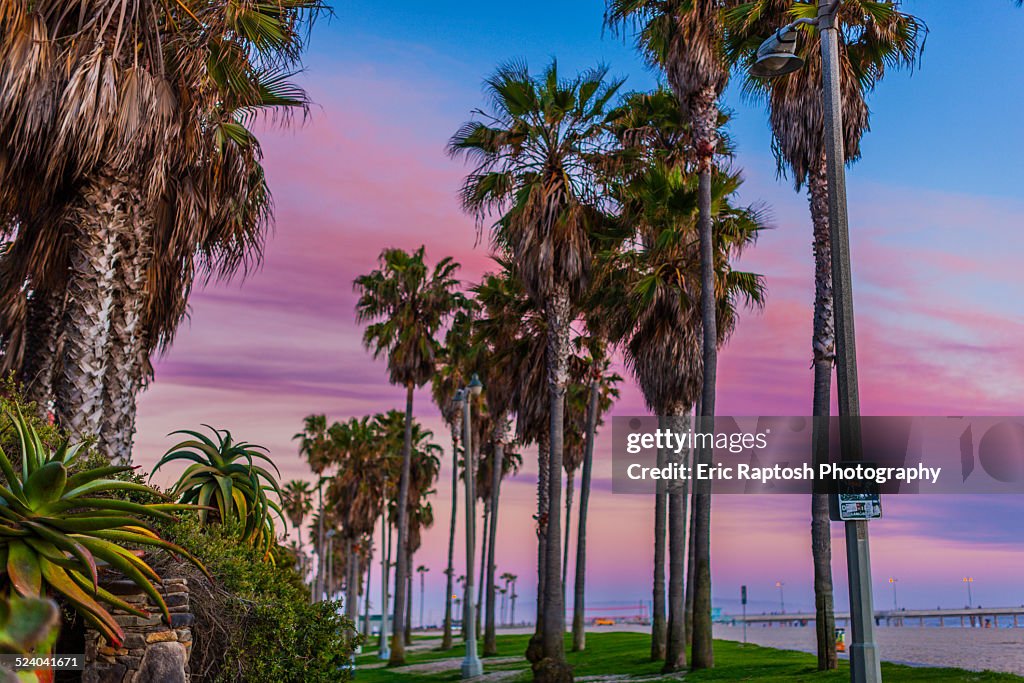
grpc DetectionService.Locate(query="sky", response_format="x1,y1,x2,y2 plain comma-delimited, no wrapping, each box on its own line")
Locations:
134,1,1024,624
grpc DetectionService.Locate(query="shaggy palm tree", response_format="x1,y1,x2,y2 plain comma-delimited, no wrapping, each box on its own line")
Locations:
0,0,320,462
606,2,731,667
283,479,315,567
568,336,620,652
294,414,336,597
354,248,462,665
473,269,530,656
431,304,476,649
723,1,925,669
450,61,622,682
600,87,766,671
472,265,554,664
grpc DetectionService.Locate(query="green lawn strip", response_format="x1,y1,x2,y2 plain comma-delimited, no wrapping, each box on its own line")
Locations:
354,632,1023,682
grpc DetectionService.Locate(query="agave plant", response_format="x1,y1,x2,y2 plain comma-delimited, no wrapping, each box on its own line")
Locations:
0,410,206,646
153,427,284,557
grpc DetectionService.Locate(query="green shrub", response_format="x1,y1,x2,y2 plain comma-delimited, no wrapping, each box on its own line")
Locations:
157,516,357,683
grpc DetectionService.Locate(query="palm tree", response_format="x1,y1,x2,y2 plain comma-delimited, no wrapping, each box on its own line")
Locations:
355,249,461,666
472,265,551,664
606,3,732,667
450,61,623,682
283,479,315,568
600,88,766,672
432,304,476,649
723,1,924,668
474,270,531,656
0,0,319,462
295,414,336,599
569,338,621,652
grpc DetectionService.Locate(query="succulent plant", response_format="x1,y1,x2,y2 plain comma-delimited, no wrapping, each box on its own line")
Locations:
153,427,283,557
0,410,206,646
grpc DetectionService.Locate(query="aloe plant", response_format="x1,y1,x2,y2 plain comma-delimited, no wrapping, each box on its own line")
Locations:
0,595,60,683
0,410,206,646
153,427,284,557
0,595,59,654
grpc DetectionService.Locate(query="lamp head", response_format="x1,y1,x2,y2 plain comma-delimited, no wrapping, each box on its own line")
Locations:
454,388,465,402
750,27,804,78
468,373,483,397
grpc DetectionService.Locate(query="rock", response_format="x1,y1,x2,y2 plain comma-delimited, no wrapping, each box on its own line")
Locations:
133,642,187,683
164,593,188,608
84,663,127,683
145,631,178,644
169,613,194,628
123,633,147,649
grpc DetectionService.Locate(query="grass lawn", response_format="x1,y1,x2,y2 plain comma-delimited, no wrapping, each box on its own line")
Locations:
354,632,1024,682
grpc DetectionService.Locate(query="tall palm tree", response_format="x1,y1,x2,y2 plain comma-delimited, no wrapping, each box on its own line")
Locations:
0,0,319,461
474,269,530,656
569,337,620,652
295,414,336,598
606,3,732,667
723,1,924,668
450,61,623,683
601,88,766,672
354,248,462,665
284,479,315,567
432,305,476,649
472,265,552,664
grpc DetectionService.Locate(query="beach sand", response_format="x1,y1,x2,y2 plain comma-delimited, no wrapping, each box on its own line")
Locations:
715,624,1024,675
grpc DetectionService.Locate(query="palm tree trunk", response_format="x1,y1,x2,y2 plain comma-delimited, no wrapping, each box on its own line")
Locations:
809,157,838,670
484,437,505,656
685,451,697,649
537,287,572,682
526,433,550,666
364,543,374,637
315,486,325,603
55,170,136,442
477,501,488,636
442,422,460,650
389,382,416,665
663,410,690,673
691,90,719,670
350,538,362,628
651,433,668,661
19,286,65,412
561,471,574,610
405,563,413,646
100,216,150,465
571,379,599,652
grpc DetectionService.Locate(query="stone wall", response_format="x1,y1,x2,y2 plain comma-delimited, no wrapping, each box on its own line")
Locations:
83,576,193,683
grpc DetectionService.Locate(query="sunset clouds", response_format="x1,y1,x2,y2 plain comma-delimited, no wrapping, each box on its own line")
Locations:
134,2,1024,620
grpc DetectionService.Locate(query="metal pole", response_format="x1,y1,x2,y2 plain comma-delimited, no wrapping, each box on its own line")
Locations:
461,393,483,677
818,2,880,681
420,569,426,629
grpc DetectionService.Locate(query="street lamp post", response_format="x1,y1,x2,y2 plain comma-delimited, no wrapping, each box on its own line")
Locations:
776,582,785,615
750,3,880,682
889,578,898,611
418,566,430,629
460,375,484,678
379,506,391,660
963,577,974,607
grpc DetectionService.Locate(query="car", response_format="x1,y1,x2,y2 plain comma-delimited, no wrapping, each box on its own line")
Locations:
594,618,615,626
